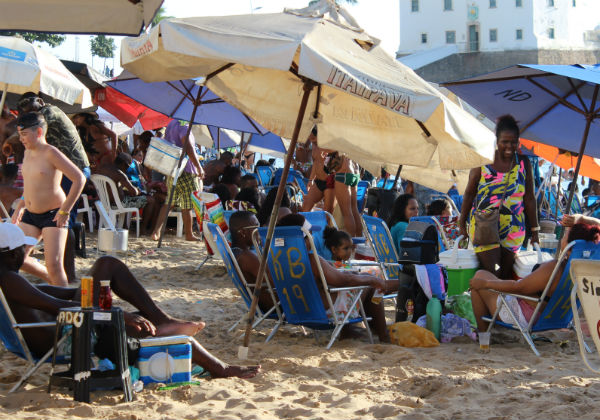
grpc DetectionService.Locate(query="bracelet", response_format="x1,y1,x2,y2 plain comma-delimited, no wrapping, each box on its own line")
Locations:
58,210,69,216
531,226,541,232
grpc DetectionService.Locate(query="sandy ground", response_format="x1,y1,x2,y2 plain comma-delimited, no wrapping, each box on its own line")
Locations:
1,231,600,420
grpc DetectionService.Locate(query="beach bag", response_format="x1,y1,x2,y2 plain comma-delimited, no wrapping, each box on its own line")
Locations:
398,221,439,264
395,265,428,323
388,322,439,347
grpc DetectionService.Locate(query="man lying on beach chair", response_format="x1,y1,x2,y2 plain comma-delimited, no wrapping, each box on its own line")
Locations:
0,223,260,379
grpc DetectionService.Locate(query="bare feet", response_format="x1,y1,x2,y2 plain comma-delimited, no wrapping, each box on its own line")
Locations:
185,234,201,242
211,364,261,379
150,231,160,241
156,318,206,337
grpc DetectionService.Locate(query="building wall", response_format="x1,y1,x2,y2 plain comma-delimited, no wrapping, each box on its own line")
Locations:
414,48,600,83
398,0,600,55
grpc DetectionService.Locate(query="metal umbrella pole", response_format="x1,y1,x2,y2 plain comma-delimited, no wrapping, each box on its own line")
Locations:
157,87,204,248
239,80,315,358
391,165,402,190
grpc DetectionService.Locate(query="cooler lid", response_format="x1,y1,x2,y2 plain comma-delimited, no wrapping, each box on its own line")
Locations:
139,335,191,347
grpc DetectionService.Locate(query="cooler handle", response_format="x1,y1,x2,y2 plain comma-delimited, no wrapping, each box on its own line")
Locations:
534,242,542,264
452,235,464,264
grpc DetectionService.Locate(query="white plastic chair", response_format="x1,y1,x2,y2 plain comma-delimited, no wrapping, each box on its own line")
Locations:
90,174,139,237
77,193,94,232
168,210,183,238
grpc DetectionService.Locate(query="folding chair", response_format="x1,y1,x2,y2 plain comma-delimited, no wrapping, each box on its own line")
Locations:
361,215,403,287
255,166,274,187
483,240,600,356
90,174,140,237
356,180,370,213
299,210,337,260
0,288,70,392
570,258,600,373
253,226,374,349
204,222,283,342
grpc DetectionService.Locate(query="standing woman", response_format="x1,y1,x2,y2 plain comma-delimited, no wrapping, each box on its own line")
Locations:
72,112,117,168
458,115,539,278
301,128,335,214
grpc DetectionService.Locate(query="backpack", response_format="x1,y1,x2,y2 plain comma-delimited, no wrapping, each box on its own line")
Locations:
395,265,429,323
398,221,439,265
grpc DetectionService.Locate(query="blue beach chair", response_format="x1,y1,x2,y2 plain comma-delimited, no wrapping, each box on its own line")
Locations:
255,166,274,187
483,240,600,356
361,215,402,283
0,288,70,392
253,226,374,349
299,211,337,260
356,180,370,213
205,222,283,342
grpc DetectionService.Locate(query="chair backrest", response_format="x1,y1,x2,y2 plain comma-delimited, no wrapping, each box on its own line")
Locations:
570,257,600,369
223,210,235,228
299,211,337,260
90,174,124,211
361,215,401,280
205,222,253,307
0,288,33,362
255,226,332,327
255,166,274,187
533,240,600,332
410,216,448,252
356,180,370,212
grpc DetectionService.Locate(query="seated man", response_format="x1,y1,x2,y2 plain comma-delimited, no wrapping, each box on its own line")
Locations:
0,222,260,379
96,153,160,235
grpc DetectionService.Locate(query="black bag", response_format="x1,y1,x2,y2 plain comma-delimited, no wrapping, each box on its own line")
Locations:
398,221,439,264
366,188,400,222
395,265,428,323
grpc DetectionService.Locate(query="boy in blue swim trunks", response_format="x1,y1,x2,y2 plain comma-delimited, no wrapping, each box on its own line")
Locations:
11,112,85,287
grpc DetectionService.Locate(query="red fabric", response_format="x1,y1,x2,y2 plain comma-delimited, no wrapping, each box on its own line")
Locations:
94,87,172,130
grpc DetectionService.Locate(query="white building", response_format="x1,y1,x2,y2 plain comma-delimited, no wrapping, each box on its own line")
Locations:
398,0,600,56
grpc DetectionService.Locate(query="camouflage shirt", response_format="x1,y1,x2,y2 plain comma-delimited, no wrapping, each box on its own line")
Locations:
40,105,89,171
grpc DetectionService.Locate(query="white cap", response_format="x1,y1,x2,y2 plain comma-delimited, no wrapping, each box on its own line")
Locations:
0,223,38,252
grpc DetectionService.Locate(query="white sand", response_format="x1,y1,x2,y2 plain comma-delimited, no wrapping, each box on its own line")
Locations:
1,233,600,419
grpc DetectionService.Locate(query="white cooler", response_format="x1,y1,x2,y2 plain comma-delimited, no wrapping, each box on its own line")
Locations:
138,335,192,384
514,243,553,279
144,137,188,178
438,236,479,296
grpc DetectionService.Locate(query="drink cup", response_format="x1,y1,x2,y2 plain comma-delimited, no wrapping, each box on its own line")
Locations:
479,332,491,353
81,276,93,308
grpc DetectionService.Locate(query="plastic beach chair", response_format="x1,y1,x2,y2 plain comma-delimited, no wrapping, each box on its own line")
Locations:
0,287,70,392
253,226,374,349
570,258,600,373
205,222,283,342
356,180,370,213
299,211,337,260
90,174,139,237
483,240,600,356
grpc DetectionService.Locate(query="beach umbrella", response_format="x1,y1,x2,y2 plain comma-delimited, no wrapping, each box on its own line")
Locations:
0,0,163,36
61,59,108,91
0,35,92,111
94,86,171,130
120,0,495,356
106,71,268,135
443,63,600,216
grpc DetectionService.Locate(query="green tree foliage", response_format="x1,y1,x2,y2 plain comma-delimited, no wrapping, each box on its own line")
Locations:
151,7,173,27
90,35,116,71
0,32,66,47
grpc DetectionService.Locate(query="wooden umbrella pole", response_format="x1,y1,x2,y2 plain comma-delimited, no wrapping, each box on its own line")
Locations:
217,129,221,159
157,87,203,248
0,84,8,113
555,167,562,218
241,80,315,354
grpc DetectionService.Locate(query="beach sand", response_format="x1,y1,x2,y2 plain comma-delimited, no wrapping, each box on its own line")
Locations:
1,233,600,419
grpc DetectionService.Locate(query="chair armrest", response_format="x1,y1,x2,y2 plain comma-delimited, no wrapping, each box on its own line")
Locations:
329,286,371,293
15,321,56,329
486,289,540,303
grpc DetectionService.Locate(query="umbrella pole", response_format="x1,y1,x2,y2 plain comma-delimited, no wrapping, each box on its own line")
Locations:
0,84,8,113
391,165,402,190
239,80,315,358
217,130,221,159
556,113,595,247
555,167,562,218
157,90,203,248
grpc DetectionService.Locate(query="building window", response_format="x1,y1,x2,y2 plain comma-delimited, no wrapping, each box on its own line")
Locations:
547,0,554,6
548,27,555,39
421,33,428,44
446,31,456,44
516,29,523,40
411,0,419,11
489,0,497,7
489,29,498,42
444,0,452,11
516,0,522,7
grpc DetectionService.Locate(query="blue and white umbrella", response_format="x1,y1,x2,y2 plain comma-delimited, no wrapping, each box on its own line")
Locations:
443,63,600,213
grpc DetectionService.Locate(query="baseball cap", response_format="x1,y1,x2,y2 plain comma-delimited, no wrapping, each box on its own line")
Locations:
0,223,38,252
16,112,45,130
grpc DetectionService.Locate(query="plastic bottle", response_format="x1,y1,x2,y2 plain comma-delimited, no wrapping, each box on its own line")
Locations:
426,297,442,341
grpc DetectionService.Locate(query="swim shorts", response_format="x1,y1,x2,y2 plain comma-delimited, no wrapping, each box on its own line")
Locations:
21,208,62,229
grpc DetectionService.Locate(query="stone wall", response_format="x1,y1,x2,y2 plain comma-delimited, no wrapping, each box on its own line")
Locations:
411,49,600,83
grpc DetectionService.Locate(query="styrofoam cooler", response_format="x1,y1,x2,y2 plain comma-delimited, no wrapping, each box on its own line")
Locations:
138,335,192,384
438,236,479,296
513,243,553,279
144,137,189,178
539,232,559,254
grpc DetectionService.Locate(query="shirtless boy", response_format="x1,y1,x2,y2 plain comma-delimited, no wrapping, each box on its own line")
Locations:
0,223,260,379
11,112,85,287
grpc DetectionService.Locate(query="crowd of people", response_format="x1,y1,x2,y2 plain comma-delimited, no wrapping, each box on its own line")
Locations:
2,91,600,388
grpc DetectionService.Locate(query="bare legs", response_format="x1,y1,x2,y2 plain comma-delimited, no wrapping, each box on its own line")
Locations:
301,184,324,212
151,206,199,241
470,270,502,331
476,246,516,279
335,181,360,236
19,222,68,286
